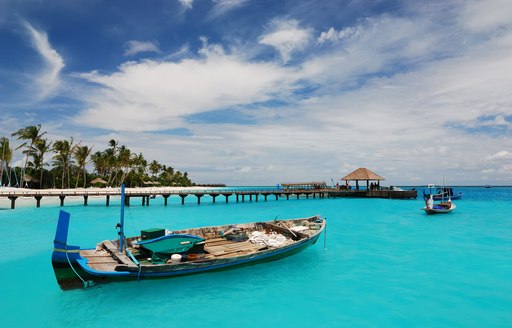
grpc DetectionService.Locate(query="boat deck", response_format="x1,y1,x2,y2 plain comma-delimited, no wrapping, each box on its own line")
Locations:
79,217,322,272
81,235,272,271
80,249,119,271
204,237,267,257
81,240,138,272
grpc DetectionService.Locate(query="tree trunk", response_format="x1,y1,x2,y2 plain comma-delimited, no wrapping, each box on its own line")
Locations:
68,166,71,189
75,169,80,188
111,170,119,187
0,161,4,186
61,167,65,189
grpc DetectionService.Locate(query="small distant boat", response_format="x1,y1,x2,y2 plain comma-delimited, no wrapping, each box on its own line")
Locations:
422,178,457,215
423,194,456,215
484,185,492,189
423,184,463,201
51,185,326,290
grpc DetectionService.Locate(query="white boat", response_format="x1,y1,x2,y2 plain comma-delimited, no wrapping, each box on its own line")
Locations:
423,194,456,215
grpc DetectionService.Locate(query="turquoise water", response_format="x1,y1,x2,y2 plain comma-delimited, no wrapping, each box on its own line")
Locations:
1,187,511,327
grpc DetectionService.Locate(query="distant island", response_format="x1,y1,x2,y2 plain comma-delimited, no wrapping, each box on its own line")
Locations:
0,124,198,189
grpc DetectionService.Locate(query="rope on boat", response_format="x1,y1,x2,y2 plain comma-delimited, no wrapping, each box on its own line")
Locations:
64,245,92,288
127,206,138,240
126,248,142,282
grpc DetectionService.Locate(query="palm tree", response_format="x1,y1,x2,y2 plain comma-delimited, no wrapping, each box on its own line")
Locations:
74,144,92,188
29,138,52,189
108,139,118,150
149,160,162,179
128,152,147,187
104,148,118,186
91,151,108,177
116,145,134,186
160,165,175,184
133,152,147,175
52,138,75,189
11,124,46,186
108,139,118,183
183,172,190,186
0,137,13,186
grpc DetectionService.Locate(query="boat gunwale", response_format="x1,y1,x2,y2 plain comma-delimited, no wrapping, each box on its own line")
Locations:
73,216,325,277
76,233,322,277
423,203,456,215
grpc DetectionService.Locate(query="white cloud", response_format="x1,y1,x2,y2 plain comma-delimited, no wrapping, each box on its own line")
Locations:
178,0,193,9
209,0,248,19
259,18,313,63
486,151,512,161
459,0,512,32
65,2,512,185
311,15,445,84
22,21,64,98
202,10,512,185
75,41,296,131
124,40,161,56
317,26,361,44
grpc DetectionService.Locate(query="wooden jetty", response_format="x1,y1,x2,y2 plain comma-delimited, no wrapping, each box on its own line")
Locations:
0,188,328,209
0,187,417,209
327,189,417,199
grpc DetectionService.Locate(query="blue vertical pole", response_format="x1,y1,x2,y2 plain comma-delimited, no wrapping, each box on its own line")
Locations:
119,184,126,252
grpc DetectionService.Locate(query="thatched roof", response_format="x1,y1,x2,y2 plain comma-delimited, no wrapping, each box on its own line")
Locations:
341,168,385,181
143,181,160,185
90,177,108,184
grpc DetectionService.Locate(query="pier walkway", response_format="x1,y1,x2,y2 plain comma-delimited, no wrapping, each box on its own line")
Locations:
0,187,417,209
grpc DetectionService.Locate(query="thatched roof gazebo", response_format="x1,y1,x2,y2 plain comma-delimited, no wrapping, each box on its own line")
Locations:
143,181,160,185
90,177,108,185
341,168,385,191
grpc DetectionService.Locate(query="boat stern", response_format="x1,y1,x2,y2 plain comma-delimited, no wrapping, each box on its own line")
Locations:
52,211,82,262
51,210,87,289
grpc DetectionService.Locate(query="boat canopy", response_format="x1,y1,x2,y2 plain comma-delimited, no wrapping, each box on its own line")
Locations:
137,234,205,255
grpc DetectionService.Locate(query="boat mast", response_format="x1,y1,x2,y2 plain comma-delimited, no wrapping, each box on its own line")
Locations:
119,184,126,252
441,175,446,203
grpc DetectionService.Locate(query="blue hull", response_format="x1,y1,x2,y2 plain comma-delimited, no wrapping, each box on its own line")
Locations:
51,210,325,290
423,189,463,201
432,193,462,201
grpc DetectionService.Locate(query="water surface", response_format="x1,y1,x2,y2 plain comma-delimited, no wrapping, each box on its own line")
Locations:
1,187,510,327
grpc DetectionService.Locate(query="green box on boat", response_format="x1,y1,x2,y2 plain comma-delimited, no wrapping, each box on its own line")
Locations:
141,228,166,240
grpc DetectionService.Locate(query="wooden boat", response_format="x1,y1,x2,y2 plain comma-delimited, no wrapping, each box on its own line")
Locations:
51,187,326,290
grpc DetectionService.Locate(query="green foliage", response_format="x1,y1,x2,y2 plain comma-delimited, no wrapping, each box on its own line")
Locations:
1,125,193,188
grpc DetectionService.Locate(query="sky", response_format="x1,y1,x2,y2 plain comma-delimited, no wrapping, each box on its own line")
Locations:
1,0,512,186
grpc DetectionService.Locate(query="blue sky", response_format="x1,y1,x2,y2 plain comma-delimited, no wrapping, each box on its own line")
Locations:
1,0,512,185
